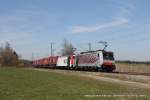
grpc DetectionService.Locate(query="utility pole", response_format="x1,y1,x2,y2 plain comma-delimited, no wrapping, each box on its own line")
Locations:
88,43,92,51
50,42,53,56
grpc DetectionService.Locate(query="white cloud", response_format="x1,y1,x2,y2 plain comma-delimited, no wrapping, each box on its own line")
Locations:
70,18,128,33
69,2,134,34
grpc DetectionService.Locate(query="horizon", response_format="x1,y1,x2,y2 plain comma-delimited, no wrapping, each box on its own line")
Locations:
0,0,150,61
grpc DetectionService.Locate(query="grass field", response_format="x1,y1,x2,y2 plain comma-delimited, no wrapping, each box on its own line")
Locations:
0,67,150,100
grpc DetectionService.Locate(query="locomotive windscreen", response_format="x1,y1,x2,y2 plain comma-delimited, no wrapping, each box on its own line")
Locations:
103,52,114,60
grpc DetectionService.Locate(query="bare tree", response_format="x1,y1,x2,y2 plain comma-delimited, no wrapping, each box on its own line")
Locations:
0,42,19,66
61,39,75,56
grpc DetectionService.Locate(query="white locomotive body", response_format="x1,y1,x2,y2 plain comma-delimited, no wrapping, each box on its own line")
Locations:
75,50,115,71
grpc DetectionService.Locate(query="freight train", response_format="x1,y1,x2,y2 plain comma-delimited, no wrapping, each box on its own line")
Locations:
32,50,116,72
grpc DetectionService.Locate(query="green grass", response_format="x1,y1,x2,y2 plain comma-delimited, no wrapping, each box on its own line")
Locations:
0,67,150,100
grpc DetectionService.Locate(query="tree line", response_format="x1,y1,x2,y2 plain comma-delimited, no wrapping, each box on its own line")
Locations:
0,39,75,67
0,42,31,67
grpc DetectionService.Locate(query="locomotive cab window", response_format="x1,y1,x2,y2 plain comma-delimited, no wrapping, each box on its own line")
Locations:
103,52,114,60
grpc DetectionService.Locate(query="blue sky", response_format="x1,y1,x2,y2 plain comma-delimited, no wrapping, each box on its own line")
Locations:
0,0,150,61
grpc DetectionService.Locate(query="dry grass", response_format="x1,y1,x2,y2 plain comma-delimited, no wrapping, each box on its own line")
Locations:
115,63,150,74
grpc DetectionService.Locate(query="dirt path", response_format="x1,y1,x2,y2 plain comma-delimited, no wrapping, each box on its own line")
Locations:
30,68,150,89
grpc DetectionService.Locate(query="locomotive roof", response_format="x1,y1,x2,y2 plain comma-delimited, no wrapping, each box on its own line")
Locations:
80,50,113,54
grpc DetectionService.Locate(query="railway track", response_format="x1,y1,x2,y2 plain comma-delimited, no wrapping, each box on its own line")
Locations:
68,70,150,76
114,71,150,76
37,67,150,76
32,67,150,89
